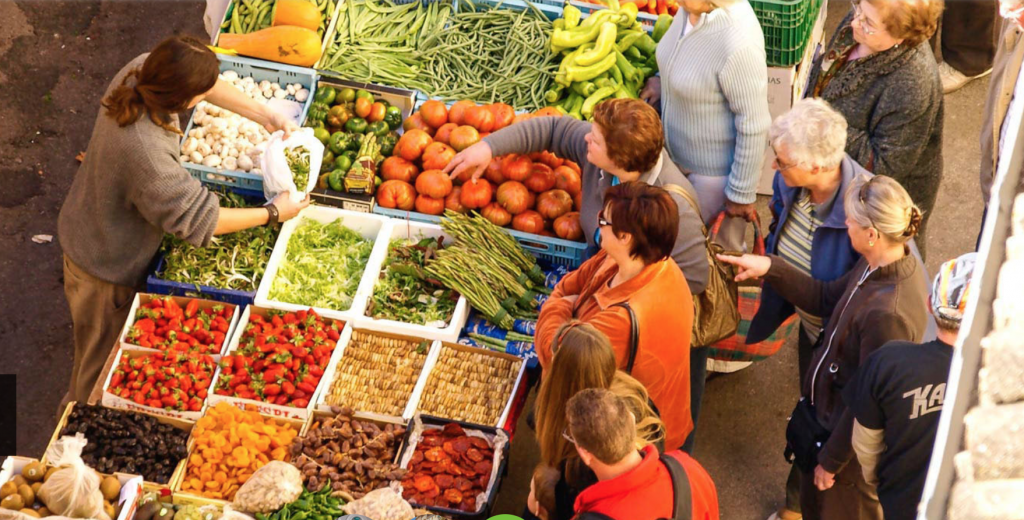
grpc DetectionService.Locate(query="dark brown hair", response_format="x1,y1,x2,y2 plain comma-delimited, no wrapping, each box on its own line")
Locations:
592,99,665,173
531,465,560,517
567,388,636,465
103,36,219,135
602,181,679,265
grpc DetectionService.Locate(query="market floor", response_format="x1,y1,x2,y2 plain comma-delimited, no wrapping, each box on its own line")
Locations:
0,0,988,518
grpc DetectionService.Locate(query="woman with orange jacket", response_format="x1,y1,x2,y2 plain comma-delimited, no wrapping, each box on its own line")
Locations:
535,181,695,450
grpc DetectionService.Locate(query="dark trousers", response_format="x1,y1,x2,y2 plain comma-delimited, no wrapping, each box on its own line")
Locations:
681,346,710,454
785,327,819,512
800,457,882,520
941,0,998,76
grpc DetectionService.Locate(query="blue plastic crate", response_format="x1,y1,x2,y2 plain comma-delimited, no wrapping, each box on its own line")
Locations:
571,0,658,32
180,54,317,193
146,255,256,306
376,207,588,267
457,0,563,20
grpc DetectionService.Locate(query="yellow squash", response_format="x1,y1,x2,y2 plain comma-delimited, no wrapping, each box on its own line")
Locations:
218,26,322,67
272,0,321,32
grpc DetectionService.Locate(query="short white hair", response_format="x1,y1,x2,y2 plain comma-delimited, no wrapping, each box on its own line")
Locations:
708,0,744,7
769,98,848,170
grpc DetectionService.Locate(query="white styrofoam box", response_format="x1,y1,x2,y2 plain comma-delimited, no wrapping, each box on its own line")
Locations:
207,305,347,421
101,348,210,422
353,220,471,343
413,342,527,429
314,327,441,423
0,456,142,520
758,0,827,195
255,206,393,323
118,293,240,359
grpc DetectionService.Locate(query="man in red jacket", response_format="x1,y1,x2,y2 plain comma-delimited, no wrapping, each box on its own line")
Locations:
566,388,719,520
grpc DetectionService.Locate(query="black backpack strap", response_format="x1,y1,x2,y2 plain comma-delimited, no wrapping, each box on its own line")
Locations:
660,454,693,520
611,302,639,374
576,513,619,520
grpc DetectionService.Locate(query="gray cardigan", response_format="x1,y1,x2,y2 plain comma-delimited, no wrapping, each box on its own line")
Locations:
807,13,944,221
58,54,220,287
483,116,709,295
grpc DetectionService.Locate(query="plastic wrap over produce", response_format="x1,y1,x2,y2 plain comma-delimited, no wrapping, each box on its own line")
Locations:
965,402,1024,480
949,479,1024,520
979,327,1024,404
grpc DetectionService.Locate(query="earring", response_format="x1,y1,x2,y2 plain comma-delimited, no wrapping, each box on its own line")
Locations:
868,241,875,247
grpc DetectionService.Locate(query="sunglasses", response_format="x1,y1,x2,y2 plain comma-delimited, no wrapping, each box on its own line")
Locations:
597,210,612,228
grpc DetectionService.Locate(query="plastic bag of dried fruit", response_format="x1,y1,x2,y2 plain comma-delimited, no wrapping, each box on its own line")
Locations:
38,435,110,520
341,488,414,520
232,461,303,514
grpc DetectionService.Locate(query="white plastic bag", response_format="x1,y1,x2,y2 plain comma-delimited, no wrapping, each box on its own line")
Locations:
261,128,323,204
231,461,303,514
37,434,110,520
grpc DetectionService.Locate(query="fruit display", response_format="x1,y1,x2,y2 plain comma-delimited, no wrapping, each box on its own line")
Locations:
57,404,189,484
214,309,341,409
320,0,556,110
322,331,430,417
266,217,375,312
306,86,403,195
417,346,522,426
135,493,216,520
179,402,299,501
365,237,459,327
105,350,216,412
545,3,664,119
219,0,338,39
123,297,234,356
156,191,281,294
180,70,308,174
400,423,495,512
258,484,346,520
289,407,407,498
0,460,123,519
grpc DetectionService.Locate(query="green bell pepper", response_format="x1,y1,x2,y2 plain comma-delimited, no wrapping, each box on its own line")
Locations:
313,86,336,106
575,22,618,67
652,13,673,42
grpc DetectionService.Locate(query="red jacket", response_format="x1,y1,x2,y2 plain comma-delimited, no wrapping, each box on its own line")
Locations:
536,251,695,449
574,446,719,520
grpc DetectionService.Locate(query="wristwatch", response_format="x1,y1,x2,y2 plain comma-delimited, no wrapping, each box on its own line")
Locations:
265,203,280,227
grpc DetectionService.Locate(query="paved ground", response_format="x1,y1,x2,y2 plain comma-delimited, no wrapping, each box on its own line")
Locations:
0,0,988,518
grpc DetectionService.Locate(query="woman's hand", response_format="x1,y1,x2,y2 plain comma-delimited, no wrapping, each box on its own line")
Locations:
263,105,300,138
814,465,836,491
272,192,310,222
640,76,661,107
444,141,493,182
716,253,771,282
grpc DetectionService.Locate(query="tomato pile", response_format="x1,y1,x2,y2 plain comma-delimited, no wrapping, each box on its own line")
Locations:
106,350,216,412
124,297,233,355
378,100,584,241
214,309,341,409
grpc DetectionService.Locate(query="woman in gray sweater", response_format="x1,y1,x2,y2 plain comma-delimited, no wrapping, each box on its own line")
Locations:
57,36,307,406
807,0,944,258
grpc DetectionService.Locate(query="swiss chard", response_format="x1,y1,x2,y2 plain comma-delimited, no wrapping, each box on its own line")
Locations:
366,237,459,326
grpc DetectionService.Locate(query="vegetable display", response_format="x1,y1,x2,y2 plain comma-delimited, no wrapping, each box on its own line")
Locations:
588,0,678,16
267,218,374,311
400,422,494,512
180,402,299,501
106,350,216,412
545,3,665,119
366,237,459,327
59,404,189,484
323,331,429,416
290,407,408,498
124,297,233,355
156,191,280,293
214,309,341,408
220,0,337,38
418,346,521,426
257,484,346,520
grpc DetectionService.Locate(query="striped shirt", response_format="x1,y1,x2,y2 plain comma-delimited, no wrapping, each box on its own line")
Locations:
776,189,837,341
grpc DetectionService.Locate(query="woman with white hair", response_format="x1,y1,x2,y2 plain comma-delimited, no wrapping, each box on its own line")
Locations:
748,97,872,520
640,0,771,251
718,175,930,520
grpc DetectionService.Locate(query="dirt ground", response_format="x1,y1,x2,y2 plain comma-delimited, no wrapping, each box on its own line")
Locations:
0,0,988,518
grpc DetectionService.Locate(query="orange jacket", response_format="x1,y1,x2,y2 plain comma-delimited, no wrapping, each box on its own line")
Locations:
537,250,695,450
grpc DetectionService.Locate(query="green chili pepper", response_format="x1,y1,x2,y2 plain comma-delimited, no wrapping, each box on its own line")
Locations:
615,31,644,53
652,13,673,42
634,32,658,56
575,22,618,67
581,86,617,119
567,52,617,83
579,8,618,30
571,80,597,97
615,49,639,84
563,3,582,29
568,94,585,119
624,45,644,61
551,22,604,50
609,60,625,84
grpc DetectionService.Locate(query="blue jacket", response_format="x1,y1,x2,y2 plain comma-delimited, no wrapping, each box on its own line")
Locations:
746,155,868,344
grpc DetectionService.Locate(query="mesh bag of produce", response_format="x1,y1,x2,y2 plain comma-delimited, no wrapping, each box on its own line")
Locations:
232,461,304,514
37,435,110,520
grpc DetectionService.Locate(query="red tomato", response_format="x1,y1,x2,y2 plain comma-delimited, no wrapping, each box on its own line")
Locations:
525,163,556,193
403,113,434,136
501,154,532,182
481,202,512,227
355,97,373,119
496,181,530,215
395,129,433,161
378,180,416,210
415,169,454,198
446,186,468,213
448,100,476,126
485,158,505,185
367,102,387,123
487,103,515,131
415,194,446,215
449,126,481,152
381,156,419,183
536,189,573,220
421,142,456,171
464,105,495,133
460,178,493,209
554,211,584,241
419,100,449,129
512,210,546,234
433,123,459,145
554,166,582,196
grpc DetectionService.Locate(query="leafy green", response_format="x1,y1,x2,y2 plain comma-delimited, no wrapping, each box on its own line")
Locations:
286,145,311,192
268,217,373,310
156,191,279,292
366,237,458,326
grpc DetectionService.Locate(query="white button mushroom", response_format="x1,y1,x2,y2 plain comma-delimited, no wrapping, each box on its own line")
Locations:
237,154,254,172
295,88,309,102
202,155,222,168
274,88,288,100
222,70,239,82
222,156,238,170
190,151,204,164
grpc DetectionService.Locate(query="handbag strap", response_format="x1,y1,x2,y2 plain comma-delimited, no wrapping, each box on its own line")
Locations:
611,302,639,374
661,184,708,236
708,211,767,256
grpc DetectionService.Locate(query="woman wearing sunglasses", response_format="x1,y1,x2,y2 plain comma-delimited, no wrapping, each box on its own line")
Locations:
717,175,930,520
526,321,663,520
535,181,694,451
807,0,944,259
